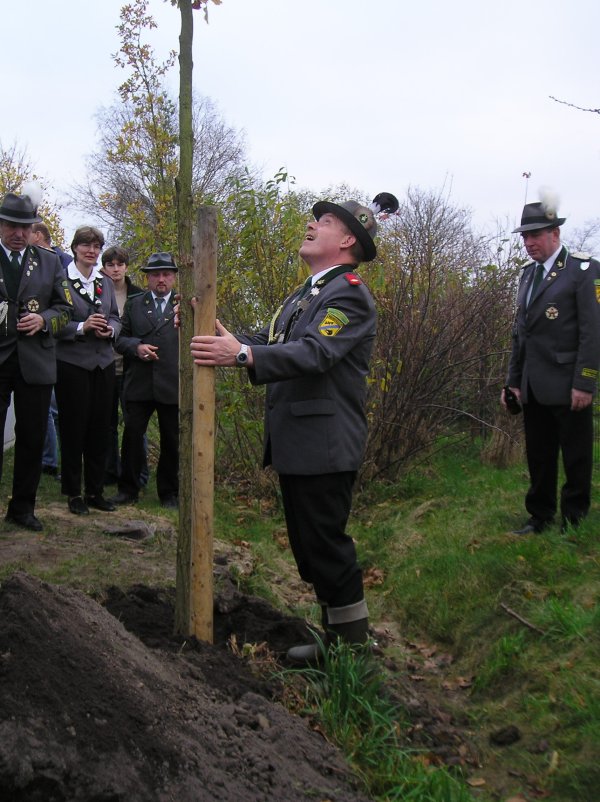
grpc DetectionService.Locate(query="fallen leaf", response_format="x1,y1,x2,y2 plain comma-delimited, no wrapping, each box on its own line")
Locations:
467,776,486,787
548,750,559,774
363,567,385,587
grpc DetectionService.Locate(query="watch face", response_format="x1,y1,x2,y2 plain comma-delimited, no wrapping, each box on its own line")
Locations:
236,347,248,364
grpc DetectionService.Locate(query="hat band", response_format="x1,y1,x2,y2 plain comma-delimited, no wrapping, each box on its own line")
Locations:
0,206,36,222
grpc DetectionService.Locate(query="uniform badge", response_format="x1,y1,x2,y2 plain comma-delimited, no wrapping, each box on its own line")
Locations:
580,262,590,271
26,298,40,313
582,367,598,379
595,280,600,304
344,274,363,286
545,305,559,320
318,308,349,337
64,287,73,306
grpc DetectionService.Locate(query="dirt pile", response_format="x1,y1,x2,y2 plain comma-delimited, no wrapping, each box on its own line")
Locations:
0,572,370,802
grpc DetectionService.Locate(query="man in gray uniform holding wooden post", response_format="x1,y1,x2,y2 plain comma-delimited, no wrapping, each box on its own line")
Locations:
190,191,398,663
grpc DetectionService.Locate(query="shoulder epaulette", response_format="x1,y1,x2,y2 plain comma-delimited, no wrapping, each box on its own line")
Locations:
571,251,593,261
344,273,363,286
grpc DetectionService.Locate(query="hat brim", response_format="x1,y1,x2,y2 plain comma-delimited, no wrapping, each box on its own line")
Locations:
142,265,178,272
313,201,376,261
0,211,41,225
512,217,565,233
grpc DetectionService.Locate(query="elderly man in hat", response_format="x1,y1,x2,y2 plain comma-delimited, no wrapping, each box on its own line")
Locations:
502,192,600,535
0,185,72,531
111,252,179,508
190,192,398,663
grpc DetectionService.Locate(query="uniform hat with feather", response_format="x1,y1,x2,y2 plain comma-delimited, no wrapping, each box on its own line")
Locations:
512,188,566,233
312,192,399,261
0,182,43,225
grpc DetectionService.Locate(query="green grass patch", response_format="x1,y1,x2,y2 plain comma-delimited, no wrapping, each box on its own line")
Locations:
286,641,471,802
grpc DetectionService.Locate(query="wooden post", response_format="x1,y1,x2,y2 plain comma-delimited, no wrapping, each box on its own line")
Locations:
175,206,217,640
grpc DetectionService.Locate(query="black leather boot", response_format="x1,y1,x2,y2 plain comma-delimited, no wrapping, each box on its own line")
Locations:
326,599,369,647
286,602,328,666
286,599,369,665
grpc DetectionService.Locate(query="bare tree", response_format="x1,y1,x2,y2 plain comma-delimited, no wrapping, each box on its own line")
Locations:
361,188,521,481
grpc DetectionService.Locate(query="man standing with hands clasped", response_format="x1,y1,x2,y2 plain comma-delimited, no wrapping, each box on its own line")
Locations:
502,190,600,535
111,252,179,509
190,191,398,663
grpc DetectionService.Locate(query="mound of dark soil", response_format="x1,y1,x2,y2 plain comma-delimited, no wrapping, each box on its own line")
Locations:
0,572,369,802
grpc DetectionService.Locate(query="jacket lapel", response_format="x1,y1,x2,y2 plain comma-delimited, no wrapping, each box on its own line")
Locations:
532,246,567,303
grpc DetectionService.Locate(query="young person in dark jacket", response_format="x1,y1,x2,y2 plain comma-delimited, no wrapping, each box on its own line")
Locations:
190,192,398,663
100,245,146,487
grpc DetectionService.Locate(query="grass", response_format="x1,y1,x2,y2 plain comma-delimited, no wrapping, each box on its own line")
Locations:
284,641,472,802
2,432,599,801
347,444,600,801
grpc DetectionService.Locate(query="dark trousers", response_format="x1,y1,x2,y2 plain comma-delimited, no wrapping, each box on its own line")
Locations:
105,374,149,485
0,351,51,515
55,360,115,498
278,471,363,608
523,389,593,524
119,400,178,501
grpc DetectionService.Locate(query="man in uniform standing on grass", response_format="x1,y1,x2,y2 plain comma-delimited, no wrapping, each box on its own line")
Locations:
190,192,398,663
503,192,600,535
111,252,179,509
0,186,72,531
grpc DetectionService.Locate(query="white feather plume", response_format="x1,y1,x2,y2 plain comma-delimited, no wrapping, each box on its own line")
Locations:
538,186,560,217
20,181,43,210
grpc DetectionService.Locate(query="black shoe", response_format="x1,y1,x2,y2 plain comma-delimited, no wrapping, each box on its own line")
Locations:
109,491,138,506
160,495,178,509
42,465,60,478
511,519,551,535
5,512,43,532
68,496,89,515
85,495,116,512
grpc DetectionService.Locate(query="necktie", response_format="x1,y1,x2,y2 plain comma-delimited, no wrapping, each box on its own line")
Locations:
299,277,312,299
155,298,165,316
528,262,544,305
9,251,20,269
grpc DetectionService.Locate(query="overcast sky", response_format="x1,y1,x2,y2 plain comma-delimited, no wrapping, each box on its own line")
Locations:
2,0,599,244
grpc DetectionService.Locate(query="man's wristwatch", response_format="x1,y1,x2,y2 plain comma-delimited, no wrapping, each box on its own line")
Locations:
235,343,249,366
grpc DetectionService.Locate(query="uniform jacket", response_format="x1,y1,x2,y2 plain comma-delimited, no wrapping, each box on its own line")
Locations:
115,291,179,405
55,271,121,370
507,246,600,405
0,245,72,384
241,267,376,475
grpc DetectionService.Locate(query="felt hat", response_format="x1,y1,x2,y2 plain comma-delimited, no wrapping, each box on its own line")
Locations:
512,196,565,233
142,252,178,272
312,192,399,262
0,188,42,225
